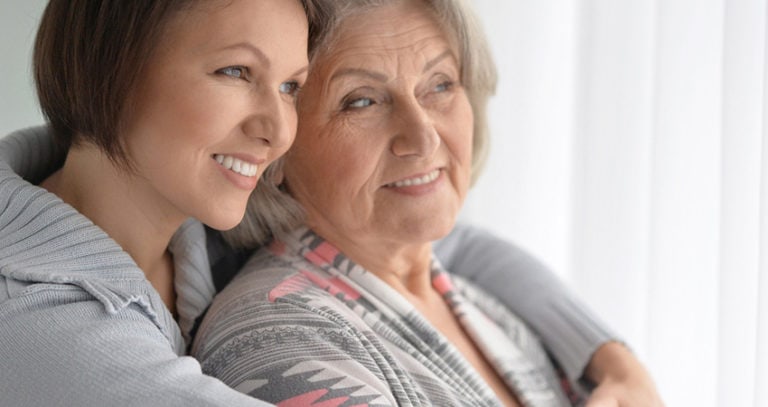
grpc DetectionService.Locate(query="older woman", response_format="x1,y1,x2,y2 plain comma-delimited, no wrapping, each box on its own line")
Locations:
192,0,661,406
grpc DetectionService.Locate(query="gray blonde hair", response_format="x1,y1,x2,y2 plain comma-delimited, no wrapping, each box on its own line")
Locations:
224,0,498,248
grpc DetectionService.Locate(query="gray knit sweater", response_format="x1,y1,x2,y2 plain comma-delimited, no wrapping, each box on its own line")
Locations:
0,127,269,406
0,126,613,406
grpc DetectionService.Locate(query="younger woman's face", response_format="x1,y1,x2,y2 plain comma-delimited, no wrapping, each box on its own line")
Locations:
122,0,308,230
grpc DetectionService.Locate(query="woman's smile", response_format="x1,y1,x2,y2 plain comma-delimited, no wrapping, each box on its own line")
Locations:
383,168,442,188
213,154,260,178
212,153,265,190
382,168,445,197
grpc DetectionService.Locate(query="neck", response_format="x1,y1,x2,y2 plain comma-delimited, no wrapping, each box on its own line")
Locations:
310,224,436,299
41,144,185,308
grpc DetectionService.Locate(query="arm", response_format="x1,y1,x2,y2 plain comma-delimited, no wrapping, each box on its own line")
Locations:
0,280,272,407
584,342,665,407
434,222,615,380
435,223,663,405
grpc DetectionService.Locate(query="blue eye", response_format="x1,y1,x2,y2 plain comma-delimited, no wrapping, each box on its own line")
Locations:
216,66,247,79
434,81,454,92
345,97,374,110
279,81,301,97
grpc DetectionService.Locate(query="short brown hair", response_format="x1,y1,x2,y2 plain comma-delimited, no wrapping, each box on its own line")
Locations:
34,0,327,169
34,0,192,168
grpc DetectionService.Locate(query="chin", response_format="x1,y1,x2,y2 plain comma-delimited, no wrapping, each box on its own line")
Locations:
201,208,247,231
399,218,456,243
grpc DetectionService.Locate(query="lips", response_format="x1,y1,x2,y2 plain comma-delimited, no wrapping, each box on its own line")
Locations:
213,154,258,177
384,169,440,188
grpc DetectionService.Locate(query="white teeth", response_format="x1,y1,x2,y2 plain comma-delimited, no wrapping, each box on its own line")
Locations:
213,154,259,177
387,169,440,188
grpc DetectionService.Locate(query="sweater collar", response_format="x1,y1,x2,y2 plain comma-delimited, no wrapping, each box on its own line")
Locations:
0,126,214,347
0,127,144,287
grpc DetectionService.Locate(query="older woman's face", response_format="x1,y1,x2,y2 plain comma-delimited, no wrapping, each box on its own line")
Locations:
284,0,474,248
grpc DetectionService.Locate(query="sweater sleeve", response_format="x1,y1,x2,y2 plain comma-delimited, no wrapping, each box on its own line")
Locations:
433,223,618,381
0,279,273,407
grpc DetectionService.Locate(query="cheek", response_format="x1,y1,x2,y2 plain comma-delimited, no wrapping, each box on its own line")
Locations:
441,102,475,164
287,139,374,209
311,144,370,188
294,119,358,173
130,95,215,151
153,70,241,134
170,93,233,139
290,114,384,202
286,111,299,143
457,99,475,163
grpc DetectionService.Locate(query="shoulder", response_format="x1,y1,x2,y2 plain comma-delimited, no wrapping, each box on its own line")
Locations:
208,244,365,314
192,257,389,396
196,249,361,345
195,246,379,356
435,222,543,269
0,126,63,182
0,277,269,407
192,260,400,405
0,279,185,404
0,195,176,346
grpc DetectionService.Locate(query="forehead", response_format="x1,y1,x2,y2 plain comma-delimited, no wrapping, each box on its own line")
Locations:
160,0,308,59
323,1,456,65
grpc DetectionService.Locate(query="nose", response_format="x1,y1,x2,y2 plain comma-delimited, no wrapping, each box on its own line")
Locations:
390,98,440,159
241,89,295,152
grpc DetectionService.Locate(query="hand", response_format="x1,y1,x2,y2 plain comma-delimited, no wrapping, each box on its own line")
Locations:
583,342,665,407
584,376,664,407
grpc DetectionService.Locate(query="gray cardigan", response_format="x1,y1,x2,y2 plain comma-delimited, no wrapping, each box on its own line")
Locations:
0,126,613,406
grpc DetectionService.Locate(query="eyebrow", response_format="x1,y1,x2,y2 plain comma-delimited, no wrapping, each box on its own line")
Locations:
292,66,309,77
329,49,457,83
220,42,270,68
423,50,454,73
330,68,388,83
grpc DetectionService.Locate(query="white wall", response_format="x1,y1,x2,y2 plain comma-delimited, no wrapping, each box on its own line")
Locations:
0,0,47,135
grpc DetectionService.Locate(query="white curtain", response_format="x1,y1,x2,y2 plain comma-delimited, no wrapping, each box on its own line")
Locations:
466,0,768,405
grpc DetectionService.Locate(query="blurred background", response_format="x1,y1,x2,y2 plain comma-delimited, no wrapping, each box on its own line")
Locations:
2,1,767,405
